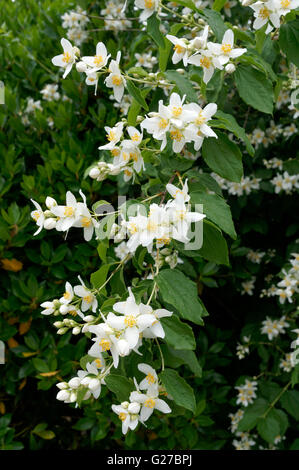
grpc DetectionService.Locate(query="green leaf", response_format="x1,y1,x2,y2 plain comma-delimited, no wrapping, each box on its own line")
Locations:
105,375,135,402
198,9,227,42
127,88,151,126
235,65,274,114
90,264,111,290
146,15,165,49
160,368,196,413
279,20,299,68
161,316,196,350
280,390,299,421
32,358,49,373
156,269,205,325
202,131,243,183
212,0,227,11
237,398,269,432
73,417,96,431
198,221,229,265
212,110,254,156
191,191,237,239
168,348,202,377
257,412,280,444
126,80,148,111
34,429,55,440
165,70,198,103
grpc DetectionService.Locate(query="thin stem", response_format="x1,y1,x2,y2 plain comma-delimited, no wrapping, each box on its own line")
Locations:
155,338,165,371
262,380,291,419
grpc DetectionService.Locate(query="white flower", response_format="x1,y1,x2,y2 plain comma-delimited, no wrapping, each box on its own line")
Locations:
107,288,156,349
41,84,60,101
112,403,141,434
82,42,110,72
250,1,280,34
30,199,45,235
105,54,126,102
115,241,130,260
50,191,83,232
40,300,57,315
59,282,74,305
98,122,124,150
188,50,223,84
74,280,98,313
138,363,158,390
51,38,77,78
166,35,189,66
207,30,247,66
130,388,171,422
134,0,159,22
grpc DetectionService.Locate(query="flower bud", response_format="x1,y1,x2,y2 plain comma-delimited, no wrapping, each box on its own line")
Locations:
225,63,236,74
81,377,91,386
117,339,130,356
128,402,140,414
44,218,57,230
54,321,64,328
76,61,88,73
89,167,100,179
83,390,92,400
83,315,95,322
72,326,81,335
73,46,80,57
59,305,69,315
69,391,77,403
56,382,68,390
88,378,100,391
57,390,70,401
68,377,81,389
57,327,68,335
121,401,129,409
45,197,57,209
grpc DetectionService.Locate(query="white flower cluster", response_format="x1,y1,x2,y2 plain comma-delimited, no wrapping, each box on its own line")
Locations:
135,51,158,69
56,356,107,404
248,0,299,34
101,1,132,31
270,171,299,194
112,363,171,434
236,336,251,359
20,97,42,126
246,250,266,264
261,315,290,340
116,180,205,254
141,92,218,153
41,278,98,323
211,173,261,196
279,352,294,372
40,84,60,102
260,253,299,303
263,157,283,170
30,190,98,241
241,277,256,295
61,6,89,46
167,28,246,83
89,121,144,182
134,0,159,22
235,379,258,407
232,432,256,450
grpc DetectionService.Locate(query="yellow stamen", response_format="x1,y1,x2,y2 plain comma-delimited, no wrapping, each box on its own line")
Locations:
159,118,168,129
94,55,103,66
200,56,211,69
146,373,155,384
144,398,155,408
112,75,122,86
32,211,40,221
170,129,183,141
172,106,182,117
221,43,232,54
81,216,91,227
62,52,72,63
259,7,270,19
83,295,93,304
174,44,184,54
99,339,110,351
119,412,127,421
124,315,137,328
64,206,74,217
63,292,71,300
